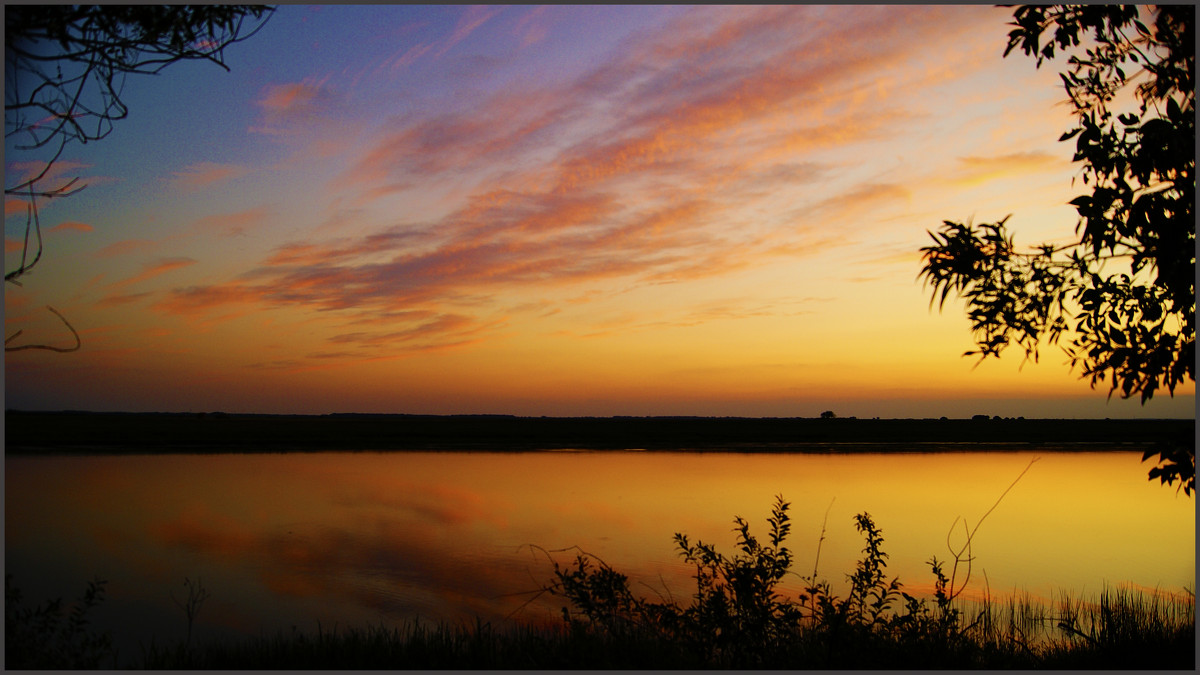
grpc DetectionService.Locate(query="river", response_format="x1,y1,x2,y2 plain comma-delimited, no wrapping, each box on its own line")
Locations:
5,449,1193,662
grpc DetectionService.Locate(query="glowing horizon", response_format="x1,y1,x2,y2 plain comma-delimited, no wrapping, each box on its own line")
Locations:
4,5,1193,418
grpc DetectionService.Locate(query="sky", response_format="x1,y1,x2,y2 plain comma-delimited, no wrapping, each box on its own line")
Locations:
4,4,1194,418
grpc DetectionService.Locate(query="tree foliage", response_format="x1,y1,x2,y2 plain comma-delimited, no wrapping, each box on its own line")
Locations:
4,5,273,350
918,5,1193,493
5,5,274,191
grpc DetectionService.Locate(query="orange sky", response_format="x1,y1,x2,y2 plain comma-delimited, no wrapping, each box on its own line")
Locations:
4,5,1193,417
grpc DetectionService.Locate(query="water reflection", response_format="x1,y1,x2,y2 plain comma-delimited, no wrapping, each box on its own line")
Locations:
5,450,1194,660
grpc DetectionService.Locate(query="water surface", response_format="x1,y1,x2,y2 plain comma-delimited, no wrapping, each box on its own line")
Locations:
6,449,1193,660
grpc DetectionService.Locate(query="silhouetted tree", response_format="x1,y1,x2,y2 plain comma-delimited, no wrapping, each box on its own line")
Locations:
919,5,1193,495
820,410,836,419
5,5,274,350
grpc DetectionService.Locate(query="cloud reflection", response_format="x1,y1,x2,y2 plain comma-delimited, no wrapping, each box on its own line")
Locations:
147,473,549,628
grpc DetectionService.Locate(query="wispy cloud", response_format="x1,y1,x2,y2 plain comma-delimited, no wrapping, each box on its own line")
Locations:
191,206,270,238
805,183,912,221
46,220,93,234
436,5,505,57
108,257,197,291
93,239,158,259
383,41,432,74
171,162,250,188
252,76,340,139
259,78,327,112
949,151,1061,187
152,282,260,315
156,6,1006,365
96,291,153,308
512,5,549,48
5,198,30,217
6,159,92,187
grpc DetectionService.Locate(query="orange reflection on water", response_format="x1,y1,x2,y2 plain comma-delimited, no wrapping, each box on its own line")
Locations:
6,449,1194,654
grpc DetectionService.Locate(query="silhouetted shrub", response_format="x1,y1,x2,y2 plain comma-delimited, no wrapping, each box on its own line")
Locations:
541,496,1195,668
5,575,114,669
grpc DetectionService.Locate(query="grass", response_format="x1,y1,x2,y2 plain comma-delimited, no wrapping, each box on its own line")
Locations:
7,497,1194,669
135,619,704,669
122,586,1200,669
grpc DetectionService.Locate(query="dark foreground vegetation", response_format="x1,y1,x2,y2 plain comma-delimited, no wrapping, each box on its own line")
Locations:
7,497,1193,669
4,410,1192,453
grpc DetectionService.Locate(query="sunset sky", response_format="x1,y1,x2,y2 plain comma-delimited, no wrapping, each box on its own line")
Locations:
4,4,1194,418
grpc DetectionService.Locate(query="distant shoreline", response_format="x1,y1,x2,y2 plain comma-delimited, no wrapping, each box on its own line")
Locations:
4,410,1192,454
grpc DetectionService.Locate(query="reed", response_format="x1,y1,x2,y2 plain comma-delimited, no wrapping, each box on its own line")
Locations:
136,619,700,669
123,585,1191,669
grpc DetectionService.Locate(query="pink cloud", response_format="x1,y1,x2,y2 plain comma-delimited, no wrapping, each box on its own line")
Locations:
384,42,433,73
93,239,157,259
325,313,498,352
252,77,337,138
5,198,30,217
47,220,93,234
108,257,197,291
806,183,912,219
172,162,249,188
950,151,1061,186
436,5,505,57
334,5,987,214
512,6,549,48
192,206,269,238
258,81,322,111
152,6,1008,360
332,90,568,195
96,292,153,308
6,159,91,188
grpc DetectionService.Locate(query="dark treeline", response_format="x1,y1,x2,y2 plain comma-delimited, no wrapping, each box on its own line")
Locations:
4,410,1192,454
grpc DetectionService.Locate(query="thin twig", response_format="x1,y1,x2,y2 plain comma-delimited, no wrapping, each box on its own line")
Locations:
811,497,835,581
945,458,1040,601
5,306,82,352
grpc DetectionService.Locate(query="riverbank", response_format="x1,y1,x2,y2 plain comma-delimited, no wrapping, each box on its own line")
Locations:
4,410,1192,454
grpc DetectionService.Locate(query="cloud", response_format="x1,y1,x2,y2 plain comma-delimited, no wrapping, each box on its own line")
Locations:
331,88,571,196
93,239,157,259
334,5,983,211
5,198,30,217
806,183,912,221
96,292,154,308
436,5,505,57
252,76,339,138
949,151,1062,187
152,282,260,315
258,79,325,112
6,159,91,188
46,220,93,234
191,206,269,238
383,41,433,73
153,5,1004,358
324,313,503,353
852,246,926,269
108,257,197,291
171,162,250,188
512,5,549,48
